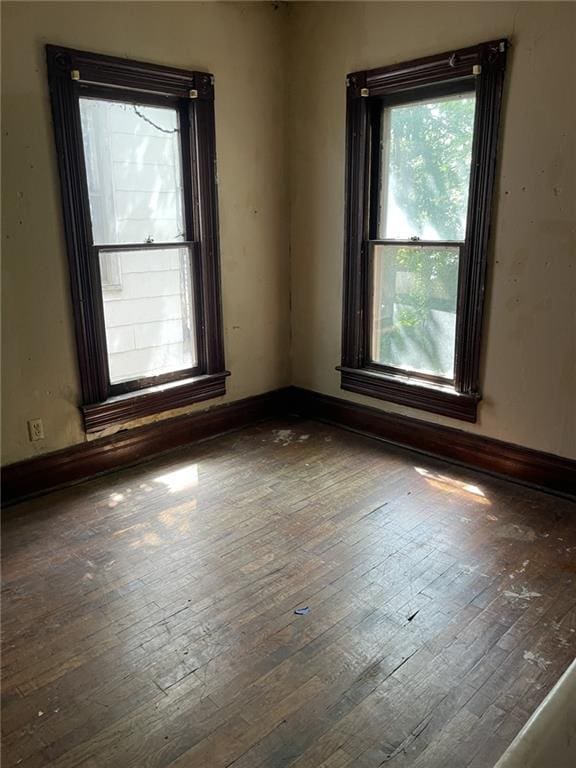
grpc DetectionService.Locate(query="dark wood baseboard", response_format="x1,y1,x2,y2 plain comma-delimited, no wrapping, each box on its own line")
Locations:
286,387,576,499
1,389,288,506
3,385,574,506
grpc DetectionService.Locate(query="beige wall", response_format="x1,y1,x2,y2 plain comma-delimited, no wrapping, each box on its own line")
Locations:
1,1,290,464
2,1,574,466
288,1,576,459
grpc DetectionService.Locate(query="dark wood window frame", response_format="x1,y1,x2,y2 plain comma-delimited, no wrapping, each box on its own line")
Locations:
340,40,508,422
46,45,228,433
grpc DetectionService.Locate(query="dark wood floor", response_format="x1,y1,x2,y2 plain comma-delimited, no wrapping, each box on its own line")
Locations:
2,418,575,768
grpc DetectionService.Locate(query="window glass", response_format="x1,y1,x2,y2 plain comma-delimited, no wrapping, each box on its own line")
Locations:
80,99,186,245
99,247,196,383
371,244,460,379
379,93,476,241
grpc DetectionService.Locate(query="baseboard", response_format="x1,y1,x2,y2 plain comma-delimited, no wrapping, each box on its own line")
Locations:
286,387,576,499
1,389,288,506
3,385,574,506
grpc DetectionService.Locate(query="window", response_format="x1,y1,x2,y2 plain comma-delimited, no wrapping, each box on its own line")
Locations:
47,46,227,432
341,40,508,421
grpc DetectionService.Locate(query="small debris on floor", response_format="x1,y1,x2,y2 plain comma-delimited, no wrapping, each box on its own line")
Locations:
523,650,552,671
406,610,420,622
497,523,537,542
503,587,542,602
294,607,310,615
273,429,295,446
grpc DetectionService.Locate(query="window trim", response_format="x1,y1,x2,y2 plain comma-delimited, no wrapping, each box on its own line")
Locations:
340,39,508,422
46,45,228,432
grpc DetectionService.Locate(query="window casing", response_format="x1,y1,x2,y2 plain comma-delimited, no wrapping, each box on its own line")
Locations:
340,40,508,422
47,45,227,432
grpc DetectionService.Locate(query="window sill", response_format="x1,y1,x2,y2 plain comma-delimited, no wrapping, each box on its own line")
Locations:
82,371,230,433
338,366,479,422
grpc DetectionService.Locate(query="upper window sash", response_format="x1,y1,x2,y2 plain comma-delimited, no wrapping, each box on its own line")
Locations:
374,90,476,242
78,96,188,247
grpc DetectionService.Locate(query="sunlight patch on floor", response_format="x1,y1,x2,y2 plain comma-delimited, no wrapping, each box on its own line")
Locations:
414,466,491,505
154,464,199,493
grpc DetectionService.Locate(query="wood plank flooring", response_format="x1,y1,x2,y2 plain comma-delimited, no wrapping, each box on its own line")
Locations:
2,418,575,768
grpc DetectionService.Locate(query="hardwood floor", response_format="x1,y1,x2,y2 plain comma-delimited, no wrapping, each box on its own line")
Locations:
2,418,575,768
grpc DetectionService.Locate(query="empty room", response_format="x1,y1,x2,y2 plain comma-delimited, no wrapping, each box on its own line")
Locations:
1,1,575,766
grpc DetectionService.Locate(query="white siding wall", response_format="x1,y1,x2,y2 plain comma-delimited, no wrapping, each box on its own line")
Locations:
102,249,195,384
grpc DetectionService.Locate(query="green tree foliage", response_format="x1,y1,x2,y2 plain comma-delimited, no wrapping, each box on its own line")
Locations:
385,94,476,240
377,246,459,377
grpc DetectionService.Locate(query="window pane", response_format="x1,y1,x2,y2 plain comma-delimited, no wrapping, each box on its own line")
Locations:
379,93,476,240
79,99,185,245
371,244,460,379
99,247,196,384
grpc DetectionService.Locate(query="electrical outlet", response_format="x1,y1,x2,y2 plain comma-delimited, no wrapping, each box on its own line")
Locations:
28,419,45,442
